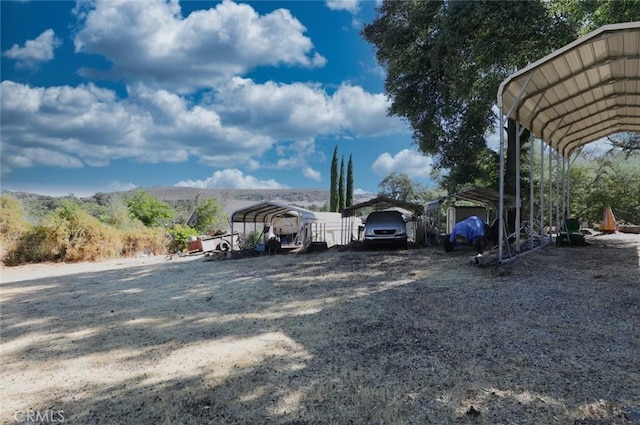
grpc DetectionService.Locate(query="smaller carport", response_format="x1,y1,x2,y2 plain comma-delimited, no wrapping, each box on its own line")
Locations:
341,195,426,245
230,201,353,251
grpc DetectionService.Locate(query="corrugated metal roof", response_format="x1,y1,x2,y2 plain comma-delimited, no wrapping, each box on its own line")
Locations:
230,201,318,223
498,22,640,157
453,188,517,209
341,195,424,217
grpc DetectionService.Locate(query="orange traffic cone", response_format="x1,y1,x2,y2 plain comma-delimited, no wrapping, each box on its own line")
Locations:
600,206,616,233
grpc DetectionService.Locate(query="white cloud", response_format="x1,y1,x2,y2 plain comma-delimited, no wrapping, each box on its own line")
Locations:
0,81,274,171
372,149,433,178
3,29,61,69
175,169,286,189
216,78,405,140
302,167,322,181
1,78,406,178
73,0,325,93
325,0,360,14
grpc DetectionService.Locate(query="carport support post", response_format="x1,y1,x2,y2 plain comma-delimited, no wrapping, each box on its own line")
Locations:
498,111,507,262
529,134,535,250
561,156,566,218
566,153,573,218
540,139,546,243
549,145,553,241
556,153,561,239
231,222,234,252
515,121,521,253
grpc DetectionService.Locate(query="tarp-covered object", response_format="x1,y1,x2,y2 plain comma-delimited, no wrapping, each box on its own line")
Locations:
449,216,487,245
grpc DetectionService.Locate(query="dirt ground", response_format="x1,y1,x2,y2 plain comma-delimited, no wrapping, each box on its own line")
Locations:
1,233,639,425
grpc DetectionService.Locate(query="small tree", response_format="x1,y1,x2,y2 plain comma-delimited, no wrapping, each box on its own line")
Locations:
338,156,346,212
330,146,339,212
346,154,354,208
378,172,432,202
193,198,227,234
126,190,175,228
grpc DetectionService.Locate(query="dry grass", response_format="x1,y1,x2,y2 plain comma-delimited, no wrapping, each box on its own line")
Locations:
1,233,639,424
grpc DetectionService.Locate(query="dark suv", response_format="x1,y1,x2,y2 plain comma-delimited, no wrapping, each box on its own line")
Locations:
363,210,408,249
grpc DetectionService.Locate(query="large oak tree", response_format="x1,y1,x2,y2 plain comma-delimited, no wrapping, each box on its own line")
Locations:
362,0,638,195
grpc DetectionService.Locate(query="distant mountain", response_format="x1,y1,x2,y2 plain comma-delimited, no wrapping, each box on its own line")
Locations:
2,187,374,219
141,187,334,205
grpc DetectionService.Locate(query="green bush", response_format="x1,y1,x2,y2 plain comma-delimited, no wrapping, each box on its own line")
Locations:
126,190,175,227
2,199,170,266
166,224,199,253
0,195,29,245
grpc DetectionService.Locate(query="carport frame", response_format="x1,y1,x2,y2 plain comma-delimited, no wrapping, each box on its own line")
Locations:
496,22,640,263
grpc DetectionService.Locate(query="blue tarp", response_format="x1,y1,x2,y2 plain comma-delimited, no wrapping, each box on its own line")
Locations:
449,216,486,245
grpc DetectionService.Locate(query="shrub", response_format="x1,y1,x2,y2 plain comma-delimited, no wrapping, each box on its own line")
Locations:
0,195,29,246
126,190,175,227
166,224,199,253
2,198,171,266
119,227,168,257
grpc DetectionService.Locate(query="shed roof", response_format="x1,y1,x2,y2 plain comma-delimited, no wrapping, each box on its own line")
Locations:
341,195,424,218
230,201,318,223
498,21,640,157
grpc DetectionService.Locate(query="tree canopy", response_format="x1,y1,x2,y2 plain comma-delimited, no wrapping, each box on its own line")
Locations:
378,172,436,202
193,198,227,234
362,0,640,193
126,190,175,228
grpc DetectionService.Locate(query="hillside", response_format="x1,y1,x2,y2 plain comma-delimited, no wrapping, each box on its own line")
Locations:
2,187,374,224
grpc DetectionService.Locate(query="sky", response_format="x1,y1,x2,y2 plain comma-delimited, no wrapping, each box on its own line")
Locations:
0,0,438,198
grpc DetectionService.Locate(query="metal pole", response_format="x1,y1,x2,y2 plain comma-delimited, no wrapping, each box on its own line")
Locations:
498,112,507,262
515,122,521,254
567,153,572,218
561,156,567,220
548,147,553,242
556,153,561,239
529,135,535,250
539,139,545,242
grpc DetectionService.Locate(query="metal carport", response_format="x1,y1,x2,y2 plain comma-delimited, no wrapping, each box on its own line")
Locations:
496,21,640,262
230,201,319,250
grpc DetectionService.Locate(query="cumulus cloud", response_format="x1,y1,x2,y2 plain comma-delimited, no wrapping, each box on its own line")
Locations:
325,0,360,14
3,29,61,69
302,167,322,181
372,149,433,178
73,0,325,92
0,81,274,171
175,169,286,189
1,78,406,179
216,78,404,140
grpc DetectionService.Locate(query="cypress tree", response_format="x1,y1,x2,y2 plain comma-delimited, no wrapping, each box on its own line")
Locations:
346,154,354,208
338,156,345,212
330,146,339,212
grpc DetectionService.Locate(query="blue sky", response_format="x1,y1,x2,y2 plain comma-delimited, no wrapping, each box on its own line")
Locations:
1,0,436,198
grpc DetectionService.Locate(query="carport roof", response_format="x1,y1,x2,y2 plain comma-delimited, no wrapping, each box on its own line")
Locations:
341,195,425,217
497,21,640,157
231,201,318,223
453,188,517,209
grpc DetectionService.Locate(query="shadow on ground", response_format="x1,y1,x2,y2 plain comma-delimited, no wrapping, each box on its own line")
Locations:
1,235,639,424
